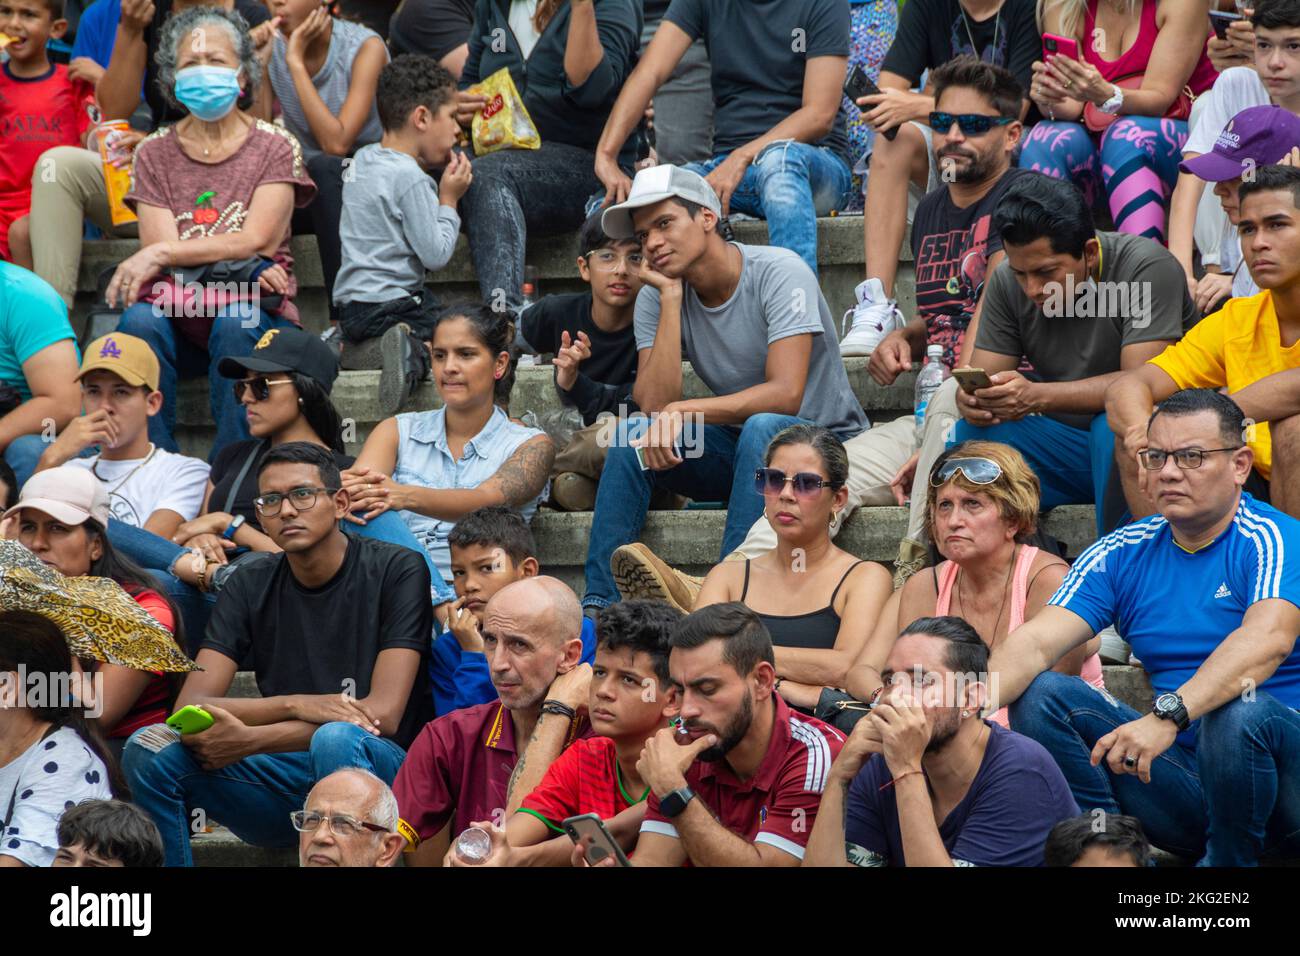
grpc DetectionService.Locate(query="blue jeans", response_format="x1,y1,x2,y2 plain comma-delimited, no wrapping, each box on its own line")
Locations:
1010,671,1300,866
3,433,47,487
123,720,407,866
685,141,852,275
108,512,454,651
951,411,1116,537
115,301,297,460
582,412,805,609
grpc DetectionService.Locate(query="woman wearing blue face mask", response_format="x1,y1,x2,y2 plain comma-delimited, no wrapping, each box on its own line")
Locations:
107,5,317,464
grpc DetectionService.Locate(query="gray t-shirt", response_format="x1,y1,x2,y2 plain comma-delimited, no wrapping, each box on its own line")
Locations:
333,144,462,305
269,18,386,161
634,243,869,439
976,231,1198,428
663,0,851,166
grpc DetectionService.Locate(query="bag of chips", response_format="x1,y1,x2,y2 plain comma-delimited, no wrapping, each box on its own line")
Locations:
468,67,541,156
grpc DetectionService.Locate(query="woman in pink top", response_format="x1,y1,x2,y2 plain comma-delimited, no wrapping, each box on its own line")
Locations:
846,441,1103,726
1020,0,1218,243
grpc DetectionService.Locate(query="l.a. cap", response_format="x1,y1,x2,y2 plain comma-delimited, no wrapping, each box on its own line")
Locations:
77,333,161,392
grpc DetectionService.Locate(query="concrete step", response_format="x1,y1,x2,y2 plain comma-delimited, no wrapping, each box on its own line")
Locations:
172,356,917,459
191,825,297,867
74,215,911,338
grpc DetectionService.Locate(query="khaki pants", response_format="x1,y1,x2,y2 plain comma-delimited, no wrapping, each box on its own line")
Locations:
29,146,138,308
728,376,960,561
552,418,613,480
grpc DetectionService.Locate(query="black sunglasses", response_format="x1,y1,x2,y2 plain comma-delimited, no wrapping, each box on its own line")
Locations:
232,376,294,403
754,467,839,499
929,111,1015,136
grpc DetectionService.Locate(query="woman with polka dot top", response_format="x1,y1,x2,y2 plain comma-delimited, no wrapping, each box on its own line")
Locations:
0,611,119,868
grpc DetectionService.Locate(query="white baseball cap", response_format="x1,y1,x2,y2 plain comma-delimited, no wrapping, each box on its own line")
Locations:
601,164,722,240
4,466,111,527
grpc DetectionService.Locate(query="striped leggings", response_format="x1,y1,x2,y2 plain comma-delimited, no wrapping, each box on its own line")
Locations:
1018,116,1188,244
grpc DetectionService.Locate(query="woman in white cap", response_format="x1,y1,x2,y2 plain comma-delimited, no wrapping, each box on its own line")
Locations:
6,467,185,757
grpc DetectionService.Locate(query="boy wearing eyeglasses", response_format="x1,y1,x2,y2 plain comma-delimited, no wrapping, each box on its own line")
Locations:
522,211,649,512
123,440,434,866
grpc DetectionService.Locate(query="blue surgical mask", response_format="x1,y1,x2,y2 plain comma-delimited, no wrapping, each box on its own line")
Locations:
173,65,242,122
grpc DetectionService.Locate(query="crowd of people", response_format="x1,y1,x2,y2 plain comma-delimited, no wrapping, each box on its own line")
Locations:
2,0,1300,870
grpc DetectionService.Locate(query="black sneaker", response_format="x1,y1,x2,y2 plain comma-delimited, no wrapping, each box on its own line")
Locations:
379,323,429,416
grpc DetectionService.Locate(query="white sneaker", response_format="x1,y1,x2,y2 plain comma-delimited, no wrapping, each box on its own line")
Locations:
840,278,904,356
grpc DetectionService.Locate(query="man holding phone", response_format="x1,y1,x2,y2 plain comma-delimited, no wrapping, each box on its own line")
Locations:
848,0,1039,355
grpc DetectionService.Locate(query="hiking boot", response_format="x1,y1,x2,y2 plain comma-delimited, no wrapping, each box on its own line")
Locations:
611,542,703,613
840,278,905,357
549,472,598,511
379,323,427,417
892,535,928,589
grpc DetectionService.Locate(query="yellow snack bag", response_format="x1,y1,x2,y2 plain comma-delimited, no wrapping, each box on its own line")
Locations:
469,67,541,156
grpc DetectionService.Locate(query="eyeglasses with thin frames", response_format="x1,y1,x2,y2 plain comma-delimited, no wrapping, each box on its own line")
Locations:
1138,446,1243,470
584,249,644,272
754,467,840,499
254,485,339,517
289,810,389,836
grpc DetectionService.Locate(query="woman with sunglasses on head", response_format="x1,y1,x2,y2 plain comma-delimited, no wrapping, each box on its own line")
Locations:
695,425,894,714
342,303,554,599
847,440,1103,724
6,468,186,759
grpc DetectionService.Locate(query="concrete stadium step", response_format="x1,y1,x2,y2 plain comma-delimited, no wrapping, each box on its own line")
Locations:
171,356,917,458
191,825,297,867
74,215,912,338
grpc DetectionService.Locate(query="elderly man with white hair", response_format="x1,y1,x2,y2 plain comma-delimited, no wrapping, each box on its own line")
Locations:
295,769,405,867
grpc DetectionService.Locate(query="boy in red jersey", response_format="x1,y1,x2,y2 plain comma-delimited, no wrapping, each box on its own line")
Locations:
0,0,94,264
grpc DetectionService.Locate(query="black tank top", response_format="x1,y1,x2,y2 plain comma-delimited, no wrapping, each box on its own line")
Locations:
741,559,865,650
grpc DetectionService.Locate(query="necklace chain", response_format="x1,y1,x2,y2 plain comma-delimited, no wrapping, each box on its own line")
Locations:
962,3,1001,63
953,544,1017,649
92,443,157,496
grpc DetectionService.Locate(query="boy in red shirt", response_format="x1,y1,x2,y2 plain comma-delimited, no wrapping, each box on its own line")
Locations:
0,0,94,264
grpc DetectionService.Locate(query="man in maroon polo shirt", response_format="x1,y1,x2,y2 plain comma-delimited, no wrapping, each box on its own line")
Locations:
606,602,846,866
392,576,591,866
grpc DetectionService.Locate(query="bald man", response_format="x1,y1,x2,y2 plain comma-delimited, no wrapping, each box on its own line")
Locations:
297,769,405,868
391,577,594,866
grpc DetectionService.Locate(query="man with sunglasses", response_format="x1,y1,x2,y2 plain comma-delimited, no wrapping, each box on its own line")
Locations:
990,389,1300,865
296,769,406,867
951,172,1196,537
1108,164,1300,521
124,441,434,866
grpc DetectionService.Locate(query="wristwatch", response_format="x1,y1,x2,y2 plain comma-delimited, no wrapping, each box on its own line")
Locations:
660,786,696,819
1152,692,1190,731
1098,84,1124,115
222,514,246,541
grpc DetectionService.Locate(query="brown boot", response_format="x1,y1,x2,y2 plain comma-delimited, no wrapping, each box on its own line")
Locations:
611,542,703,613
548,472,598,511
893,536,929,589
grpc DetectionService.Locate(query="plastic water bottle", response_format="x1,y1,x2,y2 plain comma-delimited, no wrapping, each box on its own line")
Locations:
914,344,948,443
453,826,493,865
516,281,538,366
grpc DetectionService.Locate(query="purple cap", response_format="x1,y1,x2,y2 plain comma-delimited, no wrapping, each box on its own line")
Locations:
1180,106,1300,182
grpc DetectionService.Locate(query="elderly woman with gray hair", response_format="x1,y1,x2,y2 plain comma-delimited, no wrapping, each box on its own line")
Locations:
108,5,316,461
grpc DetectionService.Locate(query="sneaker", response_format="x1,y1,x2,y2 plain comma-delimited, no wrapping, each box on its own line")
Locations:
378,323,424,417
892,535,928,589
611,542,703,613
549,472,598,511
840,278,904,357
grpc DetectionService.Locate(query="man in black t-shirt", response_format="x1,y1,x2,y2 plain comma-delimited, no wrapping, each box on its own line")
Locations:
844,0,1038,357
123,442,434,867
387,0,474,76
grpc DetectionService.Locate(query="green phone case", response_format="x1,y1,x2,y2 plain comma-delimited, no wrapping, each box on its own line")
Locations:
166,704,214,735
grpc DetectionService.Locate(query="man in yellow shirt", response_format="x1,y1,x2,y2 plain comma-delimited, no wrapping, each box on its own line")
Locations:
1107,165,1300,518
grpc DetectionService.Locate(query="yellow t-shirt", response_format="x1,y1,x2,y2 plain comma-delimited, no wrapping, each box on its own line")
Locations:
1149,291,1300,479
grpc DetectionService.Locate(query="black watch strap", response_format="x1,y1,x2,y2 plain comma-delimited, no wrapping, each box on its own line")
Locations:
660,786,696,819
1153,693,1190,731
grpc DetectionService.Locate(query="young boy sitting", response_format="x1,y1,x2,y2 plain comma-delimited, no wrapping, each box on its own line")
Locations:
0,0,95,265
52,799,165,868
34,333,210,537
432,504,595,716
1043,813,1150,868
331,53,472,417
521,212,681,513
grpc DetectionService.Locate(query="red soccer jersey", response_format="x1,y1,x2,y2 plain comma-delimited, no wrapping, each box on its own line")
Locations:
641,695,844,863
0,62,94,257
518,736,649,832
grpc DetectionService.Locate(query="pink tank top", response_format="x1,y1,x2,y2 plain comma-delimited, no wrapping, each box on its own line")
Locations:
934,545,1105,728
1082,0,1217,96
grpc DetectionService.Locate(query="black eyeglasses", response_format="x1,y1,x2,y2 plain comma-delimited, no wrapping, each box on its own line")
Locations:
233,376,294,403
253,486,338,517
754,467,839,499
929,112,1015,136
289,810,388,836
1138,446,1242,471
931,456,1003,487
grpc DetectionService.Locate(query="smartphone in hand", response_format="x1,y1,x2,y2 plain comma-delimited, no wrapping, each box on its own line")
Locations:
844,63,898,141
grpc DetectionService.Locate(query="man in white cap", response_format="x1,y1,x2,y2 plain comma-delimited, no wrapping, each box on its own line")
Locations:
581,163,868,617
34,333,210,538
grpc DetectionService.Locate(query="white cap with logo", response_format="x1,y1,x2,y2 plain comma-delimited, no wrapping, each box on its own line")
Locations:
601,164,722,240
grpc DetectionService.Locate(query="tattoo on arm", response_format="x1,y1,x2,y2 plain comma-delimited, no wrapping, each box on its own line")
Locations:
493,436,556,507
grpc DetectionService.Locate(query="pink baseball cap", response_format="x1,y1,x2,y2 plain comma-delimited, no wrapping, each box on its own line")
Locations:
4,466,111,527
